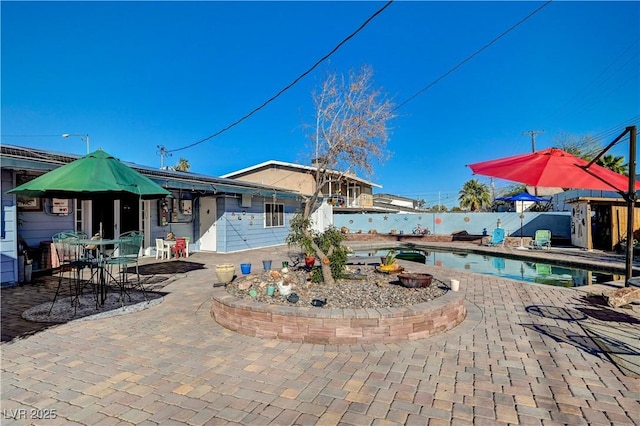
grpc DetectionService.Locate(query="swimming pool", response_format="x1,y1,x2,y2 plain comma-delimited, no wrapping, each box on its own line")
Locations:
351,248,624,287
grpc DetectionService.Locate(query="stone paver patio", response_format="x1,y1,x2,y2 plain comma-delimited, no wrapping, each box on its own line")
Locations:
1,244,639,425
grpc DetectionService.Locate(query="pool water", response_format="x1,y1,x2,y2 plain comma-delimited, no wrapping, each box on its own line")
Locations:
352,249,624,287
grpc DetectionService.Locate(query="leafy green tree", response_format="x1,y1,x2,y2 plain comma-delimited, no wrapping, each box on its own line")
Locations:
502,184,527,197
425,204,448,212
459,179,491,211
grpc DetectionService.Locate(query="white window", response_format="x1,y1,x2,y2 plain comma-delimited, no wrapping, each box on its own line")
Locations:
265,203,284,228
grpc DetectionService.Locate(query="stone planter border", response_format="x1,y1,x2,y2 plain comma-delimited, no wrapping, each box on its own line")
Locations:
211,289,466,344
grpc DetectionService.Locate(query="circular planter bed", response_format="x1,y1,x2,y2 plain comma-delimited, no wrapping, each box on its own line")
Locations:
210,268,466,344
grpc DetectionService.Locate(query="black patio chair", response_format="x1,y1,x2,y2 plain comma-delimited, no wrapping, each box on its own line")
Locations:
49,231,90,315
105,231,145,304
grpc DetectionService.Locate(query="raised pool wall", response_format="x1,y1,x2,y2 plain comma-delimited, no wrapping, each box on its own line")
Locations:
333,212,571,241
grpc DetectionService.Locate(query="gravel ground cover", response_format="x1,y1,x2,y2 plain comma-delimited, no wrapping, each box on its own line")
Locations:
225,265,447,309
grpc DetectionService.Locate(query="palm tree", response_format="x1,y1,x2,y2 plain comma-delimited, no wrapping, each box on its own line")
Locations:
597,154,627,175
459,179,491,211
174,158,191,172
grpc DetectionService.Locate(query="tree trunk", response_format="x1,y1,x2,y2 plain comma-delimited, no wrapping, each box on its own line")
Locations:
320,262,335,286
304,228,336,286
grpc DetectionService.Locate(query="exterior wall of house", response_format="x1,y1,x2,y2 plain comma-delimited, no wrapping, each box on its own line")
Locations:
148,195,195,252
215,195,300,253
1,169,77,284
1,169,18,285
334,211,571,240
1,205,18,285
231,168,315,195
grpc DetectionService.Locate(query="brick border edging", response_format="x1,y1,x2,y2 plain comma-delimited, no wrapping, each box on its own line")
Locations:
210,289,466,344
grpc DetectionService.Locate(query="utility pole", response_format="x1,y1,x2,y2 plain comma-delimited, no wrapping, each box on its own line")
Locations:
522,130,544,153
522,130,544,196
490,178,495,201
157,145,172,169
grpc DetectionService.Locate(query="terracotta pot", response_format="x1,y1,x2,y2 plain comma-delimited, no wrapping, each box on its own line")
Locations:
398,273,433,288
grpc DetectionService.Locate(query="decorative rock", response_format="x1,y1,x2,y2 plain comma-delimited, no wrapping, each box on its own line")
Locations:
238,280,251,290
225,265,446,309
605,287,640,308
277,280,292,296
269,270,282,280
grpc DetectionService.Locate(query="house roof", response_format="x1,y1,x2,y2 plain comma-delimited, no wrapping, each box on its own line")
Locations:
1,145,302,200
373,193,419,203
220,160,382,188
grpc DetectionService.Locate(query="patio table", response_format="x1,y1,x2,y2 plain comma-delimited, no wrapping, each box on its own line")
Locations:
75,238,121,306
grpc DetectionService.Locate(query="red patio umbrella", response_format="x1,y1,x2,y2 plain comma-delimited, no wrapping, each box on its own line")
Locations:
467,147,638,193
467,140,639,285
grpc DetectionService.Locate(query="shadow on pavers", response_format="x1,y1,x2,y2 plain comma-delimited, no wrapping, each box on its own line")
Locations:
522,304,640,378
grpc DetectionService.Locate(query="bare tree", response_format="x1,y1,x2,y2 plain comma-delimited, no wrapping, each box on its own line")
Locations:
288,65,395,285
554,133,603,160
302,65,395,218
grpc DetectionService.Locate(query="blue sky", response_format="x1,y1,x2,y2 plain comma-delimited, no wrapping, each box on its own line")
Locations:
2,1,638,208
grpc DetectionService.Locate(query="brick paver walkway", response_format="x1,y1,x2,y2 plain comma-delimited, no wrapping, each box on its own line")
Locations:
1,245,639,425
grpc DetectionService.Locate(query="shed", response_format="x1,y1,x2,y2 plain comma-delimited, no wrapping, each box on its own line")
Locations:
567,197,640,251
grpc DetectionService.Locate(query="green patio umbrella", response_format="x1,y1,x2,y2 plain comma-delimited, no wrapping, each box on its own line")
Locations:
8,149,171,200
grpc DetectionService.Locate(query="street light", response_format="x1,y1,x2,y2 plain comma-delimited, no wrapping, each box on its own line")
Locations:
62,133,90,154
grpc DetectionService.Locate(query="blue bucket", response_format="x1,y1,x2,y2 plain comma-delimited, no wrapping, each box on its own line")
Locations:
240,263,251,274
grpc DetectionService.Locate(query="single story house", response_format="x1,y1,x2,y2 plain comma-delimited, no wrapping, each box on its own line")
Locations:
1,145,304,286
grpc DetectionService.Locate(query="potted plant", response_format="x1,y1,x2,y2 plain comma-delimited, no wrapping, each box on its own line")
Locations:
379,250,401,272
304,251,316,268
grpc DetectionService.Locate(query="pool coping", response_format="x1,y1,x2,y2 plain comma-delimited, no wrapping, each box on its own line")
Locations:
346,241,637,275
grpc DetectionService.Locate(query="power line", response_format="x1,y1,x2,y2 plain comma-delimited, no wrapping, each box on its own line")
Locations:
167,0,394,154
1,134,62,138
550,39,639,121
395,0,553,111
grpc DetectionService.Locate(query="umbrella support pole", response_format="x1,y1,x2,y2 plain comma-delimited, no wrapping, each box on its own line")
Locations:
515,241,528,251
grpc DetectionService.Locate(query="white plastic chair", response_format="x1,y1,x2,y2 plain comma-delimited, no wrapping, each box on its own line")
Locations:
155,238,171,260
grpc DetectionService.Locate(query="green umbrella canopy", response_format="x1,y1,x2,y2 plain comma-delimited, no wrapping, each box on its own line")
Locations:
7,149,171,200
